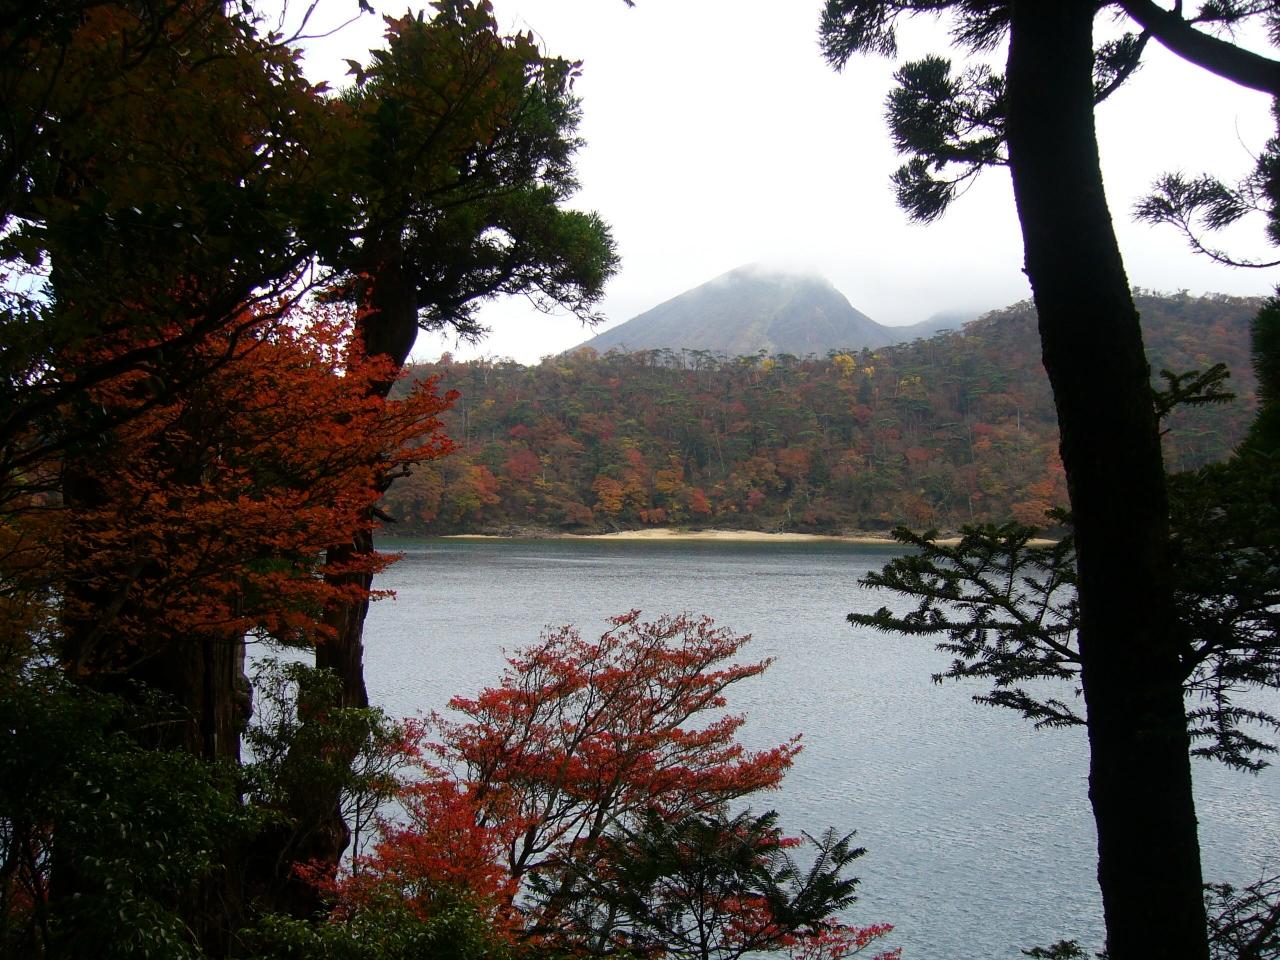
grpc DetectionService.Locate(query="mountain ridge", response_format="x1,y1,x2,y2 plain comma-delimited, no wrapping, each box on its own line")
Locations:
392,291,1260,536
576,265,948,356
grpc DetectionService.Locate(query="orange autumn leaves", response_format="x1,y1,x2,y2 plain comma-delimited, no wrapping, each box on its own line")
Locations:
56,303,455,673
329,612,898,960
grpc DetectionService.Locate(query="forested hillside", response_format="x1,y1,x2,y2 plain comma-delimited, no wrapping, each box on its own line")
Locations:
384,292,1259,535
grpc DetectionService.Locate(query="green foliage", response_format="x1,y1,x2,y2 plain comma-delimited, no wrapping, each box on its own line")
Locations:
0,0,331,503
243,899,512,960
323,0,618,341
244,660,405,863
818,1,1147,223
885,56,1004,223
0,0,616,511
0,661,422,959
849,313,1280,770
1244,297,1280,453
851,522,1083,729
1152,364,1235,426
2,0,617,944
529,809,865,960
1205,874,1280,960
1137,102,1280,268
1167,449,1280,770
0,665,254,958
822,4,1280,956
849,468,1280,769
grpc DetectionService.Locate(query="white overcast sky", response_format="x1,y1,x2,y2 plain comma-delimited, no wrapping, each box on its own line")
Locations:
281,1,1279,364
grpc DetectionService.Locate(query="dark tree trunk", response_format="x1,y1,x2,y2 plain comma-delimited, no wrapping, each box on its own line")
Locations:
317,530,374,710
132,632,250,760
58,463,252,955
259,529,376,917
314,253,422,715
1005,5,1207,959
264,253,422,917
60,458,251,765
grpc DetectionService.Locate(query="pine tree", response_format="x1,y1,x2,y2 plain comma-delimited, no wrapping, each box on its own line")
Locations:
820,3,1280,957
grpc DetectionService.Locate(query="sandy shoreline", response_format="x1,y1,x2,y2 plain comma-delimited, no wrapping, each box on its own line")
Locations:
572,528,899,544
440,527,904,545
432,527,1059,547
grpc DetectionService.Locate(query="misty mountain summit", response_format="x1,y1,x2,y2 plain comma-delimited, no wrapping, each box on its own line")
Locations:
575,265,905,357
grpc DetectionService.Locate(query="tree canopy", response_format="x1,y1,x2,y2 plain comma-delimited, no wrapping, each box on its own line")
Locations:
0,0,617,951
820,4,1280,958
321,612,897,960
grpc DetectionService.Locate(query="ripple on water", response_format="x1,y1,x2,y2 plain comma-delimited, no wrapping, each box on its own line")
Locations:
362,539,1280,960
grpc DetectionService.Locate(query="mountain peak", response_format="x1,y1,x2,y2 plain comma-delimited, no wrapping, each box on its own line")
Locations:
577,266,892,357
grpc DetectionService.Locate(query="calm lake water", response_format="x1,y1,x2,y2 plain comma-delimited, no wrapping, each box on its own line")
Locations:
361,538,1280,960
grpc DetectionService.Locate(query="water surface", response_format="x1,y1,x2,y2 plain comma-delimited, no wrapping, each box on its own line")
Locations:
362,538,1279,960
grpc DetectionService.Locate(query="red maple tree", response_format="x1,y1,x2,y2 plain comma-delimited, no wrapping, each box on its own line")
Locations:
331,612,896,960
55,301,455,754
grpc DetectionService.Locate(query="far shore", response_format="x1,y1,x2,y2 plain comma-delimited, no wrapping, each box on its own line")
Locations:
423,526,1059,547
571,528,902,544
439,527,935,545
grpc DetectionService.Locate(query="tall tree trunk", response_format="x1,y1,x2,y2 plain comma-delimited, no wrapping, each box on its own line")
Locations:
266,254,422,917
60,457,251,765
1005,5,1207,959
58,460,251,954
317,253,422,714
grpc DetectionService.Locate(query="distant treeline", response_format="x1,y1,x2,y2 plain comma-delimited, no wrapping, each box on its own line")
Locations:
383,292,1259,535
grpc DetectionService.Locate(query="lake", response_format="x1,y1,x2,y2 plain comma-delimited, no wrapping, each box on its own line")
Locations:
361,538,1280,960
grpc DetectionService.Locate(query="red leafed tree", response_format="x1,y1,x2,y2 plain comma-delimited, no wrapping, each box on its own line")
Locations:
334,612,895,960
437,612,798,881
789,925,901,960
57,301,455,758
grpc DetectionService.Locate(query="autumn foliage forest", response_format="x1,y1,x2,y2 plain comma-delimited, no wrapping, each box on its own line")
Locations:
0,2,896,958
385,292,1258,535
3,0,1277,958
